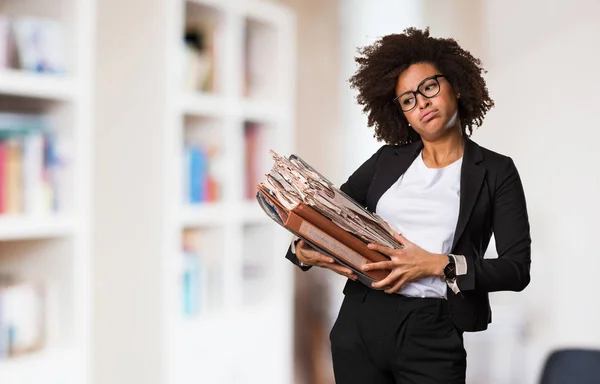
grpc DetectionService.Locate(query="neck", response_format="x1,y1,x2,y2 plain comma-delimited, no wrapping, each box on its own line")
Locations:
421,127,465,168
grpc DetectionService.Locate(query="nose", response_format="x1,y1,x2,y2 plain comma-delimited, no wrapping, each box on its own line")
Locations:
416,93,431,109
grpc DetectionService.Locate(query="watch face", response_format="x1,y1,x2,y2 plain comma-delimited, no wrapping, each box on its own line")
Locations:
444,262,456,279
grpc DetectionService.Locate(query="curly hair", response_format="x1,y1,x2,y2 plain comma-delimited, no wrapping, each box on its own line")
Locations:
349,27,494,146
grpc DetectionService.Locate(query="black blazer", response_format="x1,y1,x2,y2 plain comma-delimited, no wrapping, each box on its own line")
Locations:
285,138,531,332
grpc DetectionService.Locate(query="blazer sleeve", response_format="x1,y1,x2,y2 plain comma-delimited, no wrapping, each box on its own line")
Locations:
456,157,532,292
284,146,386,270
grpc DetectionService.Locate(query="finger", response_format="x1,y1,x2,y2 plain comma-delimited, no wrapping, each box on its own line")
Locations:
338,271,358,281
326,263,356,276
393,232,410,247
325,264,358,281
298,240,325,253
362,261,394,272
366,243,396,256
297,240,311,250
314,254,335,264
385,278,408,294
299,249,335,264
371,271,401,289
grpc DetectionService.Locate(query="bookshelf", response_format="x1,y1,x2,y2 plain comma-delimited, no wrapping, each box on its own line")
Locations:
93,0,295,383
165,0,296,383
0,0,93,383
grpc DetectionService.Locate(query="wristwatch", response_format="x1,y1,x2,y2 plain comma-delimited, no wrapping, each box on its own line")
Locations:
443,254,457,280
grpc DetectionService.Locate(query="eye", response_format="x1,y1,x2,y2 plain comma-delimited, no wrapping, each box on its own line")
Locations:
401,96,414,106
420,79,440,96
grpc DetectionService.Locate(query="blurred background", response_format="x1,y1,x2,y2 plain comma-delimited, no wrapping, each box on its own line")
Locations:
0,0,599,383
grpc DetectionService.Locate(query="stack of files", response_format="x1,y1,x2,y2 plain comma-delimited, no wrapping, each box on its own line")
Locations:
256,150,403,287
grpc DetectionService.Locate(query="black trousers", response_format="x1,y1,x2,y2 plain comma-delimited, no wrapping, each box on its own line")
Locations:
330,283,466,384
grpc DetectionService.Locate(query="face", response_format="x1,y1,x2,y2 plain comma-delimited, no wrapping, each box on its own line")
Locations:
395,62,460,142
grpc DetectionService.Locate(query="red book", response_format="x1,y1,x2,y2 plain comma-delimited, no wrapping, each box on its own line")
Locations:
0,141,6,214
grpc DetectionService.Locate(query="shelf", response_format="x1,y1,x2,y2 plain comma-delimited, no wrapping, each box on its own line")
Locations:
186,0,230,12
243,0,292,25
0,70,78,101
0,348,80,384
0,215,76,241
180,94,287,122
180,202,226,227
242,200,270,224
186,0,291,21
174,300,277,337
180,93,228,117
241,99,286,123
176,308,227,332
180,201,270,227
178,91,291,122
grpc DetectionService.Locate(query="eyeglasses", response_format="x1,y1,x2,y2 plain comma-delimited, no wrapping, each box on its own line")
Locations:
393,74,446,112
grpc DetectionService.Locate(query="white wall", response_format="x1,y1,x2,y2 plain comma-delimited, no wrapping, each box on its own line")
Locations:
474,1,600,382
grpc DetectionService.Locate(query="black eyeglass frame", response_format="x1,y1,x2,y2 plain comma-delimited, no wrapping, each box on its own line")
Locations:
393,74,446,112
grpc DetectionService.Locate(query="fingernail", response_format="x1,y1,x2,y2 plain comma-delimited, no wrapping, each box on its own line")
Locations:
367,244,374,248
362,266,369,271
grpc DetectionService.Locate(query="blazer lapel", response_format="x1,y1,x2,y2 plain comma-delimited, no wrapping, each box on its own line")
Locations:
452,138,486,250
366,140,423,212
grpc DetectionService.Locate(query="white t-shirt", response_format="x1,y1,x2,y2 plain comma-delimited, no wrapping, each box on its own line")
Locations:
375,150,462,298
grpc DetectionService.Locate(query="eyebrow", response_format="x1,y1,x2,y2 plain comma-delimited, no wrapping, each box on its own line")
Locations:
396,86,416,100
397,75,438,96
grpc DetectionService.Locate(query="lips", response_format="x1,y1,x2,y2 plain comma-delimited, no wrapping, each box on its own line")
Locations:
420,109,438,122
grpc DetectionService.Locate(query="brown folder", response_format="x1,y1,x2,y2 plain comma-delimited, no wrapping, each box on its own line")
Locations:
257,186,391,283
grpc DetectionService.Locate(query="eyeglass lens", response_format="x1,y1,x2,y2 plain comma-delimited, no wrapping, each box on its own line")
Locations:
398,77,441,111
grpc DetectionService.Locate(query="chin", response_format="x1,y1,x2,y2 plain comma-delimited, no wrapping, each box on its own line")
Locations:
415,123,446,141
416,119,461,142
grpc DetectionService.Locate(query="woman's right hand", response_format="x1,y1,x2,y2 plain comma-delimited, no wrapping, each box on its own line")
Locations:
296,240,358,281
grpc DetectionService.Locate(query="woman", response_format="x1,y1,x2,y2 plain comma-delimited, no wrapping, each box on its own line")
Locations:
285,27,531,383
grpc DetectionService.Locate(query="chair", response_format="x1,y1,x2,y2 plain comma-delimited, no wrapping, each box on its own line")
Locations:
539,348,600,384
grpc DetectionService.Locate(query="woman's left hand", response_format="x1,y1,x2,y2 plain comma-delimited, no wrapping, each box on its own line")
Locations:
362,232,447,294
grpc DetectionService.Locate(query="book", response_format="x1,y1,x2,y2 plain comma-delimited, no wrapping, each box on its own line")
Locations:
0,113,60,215
0,278,46,359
